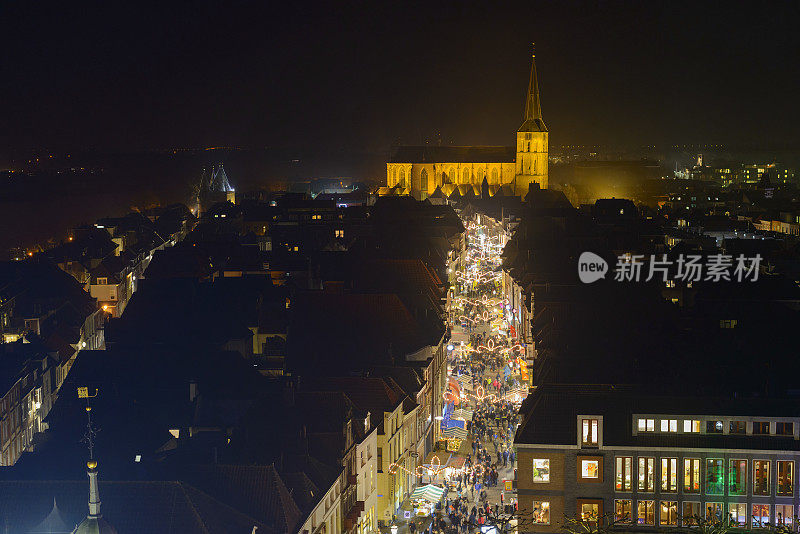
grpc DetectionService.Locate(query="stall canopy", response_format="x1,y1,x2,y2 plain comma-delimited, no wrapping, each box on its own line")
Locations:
455,375,473,390
411,484,445,503
452,407,473,421
442,426,468,439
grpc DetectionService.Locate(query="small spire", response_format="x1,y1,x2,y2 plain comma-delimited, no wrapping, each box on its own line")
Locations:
87,460,102,518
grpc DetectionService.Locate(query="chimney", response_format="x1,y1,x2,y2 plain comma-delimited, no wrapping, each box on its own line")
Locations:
189,380,198,402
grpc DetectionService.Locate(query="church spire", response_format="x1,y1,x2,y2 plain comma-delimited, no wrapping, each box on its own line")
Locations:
519,44,547,133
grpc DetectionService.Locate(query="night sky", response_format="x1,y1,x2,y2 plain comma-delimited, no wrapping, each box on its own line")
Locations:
1,1,799,154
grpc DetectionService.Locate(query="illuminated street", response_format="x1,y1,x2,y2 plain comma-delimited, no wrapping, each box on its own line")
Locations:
386,213,529,534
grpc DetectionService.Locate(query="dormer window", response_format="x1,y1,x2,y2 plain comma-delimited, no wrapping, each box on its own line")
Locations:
581,418,598,447
97,277,108,285
638,418,655,432
660,419,677,432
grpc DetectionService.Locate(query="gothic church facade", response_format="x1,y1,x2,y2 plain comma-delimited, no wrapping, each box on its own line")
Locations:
385,54,548,199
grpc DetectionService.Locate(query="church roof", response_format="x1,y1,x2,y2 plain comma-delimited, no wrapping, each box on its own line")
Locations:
0,481,273,534
389,146,515,164
519,52,547,133
29,498,70,534
208,164,235,193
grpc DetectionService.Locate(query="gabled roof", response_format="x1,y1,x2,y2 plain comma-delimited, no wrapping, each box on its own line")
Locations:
180,464,301,532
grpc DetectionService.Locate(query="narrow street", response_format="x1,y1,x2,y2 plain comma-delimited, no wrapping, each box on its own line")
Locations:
394,214,528,534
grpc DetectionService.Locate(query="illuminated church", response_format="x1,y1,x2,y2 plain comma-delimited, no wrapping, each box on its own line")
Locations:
384,53,548,199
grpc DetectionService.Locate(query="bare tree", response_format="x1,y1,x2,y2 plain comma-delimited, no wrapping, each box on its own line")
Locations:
561,512,628,534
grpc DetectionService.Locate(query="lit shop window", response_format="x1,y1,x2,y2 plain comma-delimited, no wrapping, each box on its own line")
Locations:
752,504,770,528
660,419,677,432
615,457,632,491
754,460,771,495
614,500,632,523
532,459,550,483
660,501,677,526
729,503,747,528
637,500,655,525
683,458,700,493
581,419,598,446
776,505,793,529
637,418,655,432
580,458,601,480
579,501,602,525
532,501,550,525
706,459,724,495
729,459,747,495
683,420,700,433
638,457,655,492
660,458,677,492
778,461,794,495
682,502,701,526
706,503,724,522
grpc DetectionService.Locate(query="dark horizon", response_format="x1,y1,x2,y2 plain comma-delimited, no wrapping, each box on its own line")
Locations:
2,1,799,157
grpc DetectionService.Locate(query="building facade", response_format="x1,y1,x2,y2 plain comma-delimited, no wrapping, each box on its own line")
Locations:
515,385,800,532
385,54,548,199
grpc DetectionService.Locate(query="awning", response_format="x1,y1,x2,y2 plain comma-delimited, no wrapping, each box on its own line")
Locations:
442,426,468,439
455,375,473,390
410,484,445,503
452,408,473,421
445,418,465,430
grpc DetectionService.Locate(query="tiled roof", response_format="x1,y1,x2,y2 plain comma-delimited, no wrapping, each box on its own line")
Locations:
389,146,515,164
286,292,433,374
180,464,301,532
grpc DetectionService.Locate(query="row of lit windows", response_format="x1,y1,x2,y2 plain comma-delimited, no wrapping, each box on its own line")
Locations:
533,456,795,497
614,457,792,496
637,417,794,436
615,500,794,529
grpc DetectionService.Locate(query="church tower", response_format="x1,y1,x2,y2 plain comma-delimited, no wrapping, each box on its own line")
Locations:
515,48,548,196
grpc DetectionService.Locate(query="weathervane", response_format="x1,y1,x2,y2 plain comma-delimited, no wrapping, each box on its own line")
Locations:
78,387,99,460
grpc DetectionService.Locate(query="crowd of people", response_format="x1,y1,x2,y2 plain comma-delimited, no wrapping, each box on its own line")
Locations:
413,222,525,534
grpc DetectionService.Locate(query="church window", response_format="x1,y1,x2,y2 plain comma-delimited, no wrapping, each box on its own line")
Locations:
399,169,406,188
421,169,428,191
391,168,396,185
462,168,470,182
491,169,499,183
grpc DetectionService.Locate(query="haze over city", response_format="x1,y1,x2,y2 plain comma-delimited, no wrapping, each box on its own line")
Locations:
2,3,800,534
